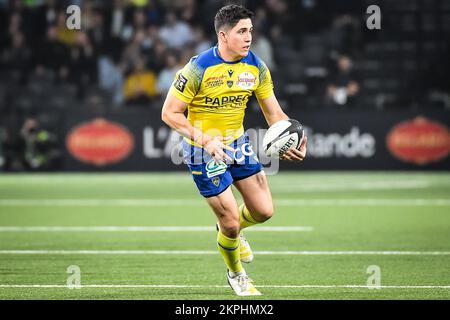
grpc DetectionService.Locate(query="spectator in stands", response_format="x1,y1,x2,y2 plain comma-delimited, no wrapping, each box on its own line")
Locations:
121,8,148,42
123,57,158,105
250,28,276,71
144,0,165,25
7,12,22,42
179,46,195,66
99,53,125,106
158,11,193,49
55,10,78,47
36,0,59,30
326,54,360,107
28,64,54,92
147,39,168,74
86,8,109,54
253,6,271,37
68,31,97,96
142,24,159,50
20,117,60,171
30,0,60,48
2,31,31,84
35,25,70,83
121,29,148,72
80,1,96,30
175,0,200,25
7,0,33,39
327,14,362,57
157,51,182,96
264,0,296,36
109,0,128,38
192,26,212,55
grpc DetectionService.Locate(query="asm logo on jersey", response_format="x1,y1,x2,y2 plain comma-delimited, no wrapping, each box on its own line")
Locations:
205,94,249,107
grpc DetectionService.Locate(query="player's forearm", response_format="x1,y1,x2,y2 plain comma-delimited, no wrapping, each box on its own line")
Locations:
265,111,289,127
258,95,290,126
162,111,212,146
262,107,289,127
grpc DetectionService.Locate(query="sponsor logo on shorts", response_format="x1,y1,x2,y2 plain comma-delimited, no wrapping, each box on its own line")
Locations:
234,143,255,163
205,159,227,178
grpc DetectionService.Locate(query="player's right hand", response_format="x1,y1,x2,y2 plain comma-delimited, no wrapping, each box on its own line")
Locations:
281,135,308,161
204,136,235,163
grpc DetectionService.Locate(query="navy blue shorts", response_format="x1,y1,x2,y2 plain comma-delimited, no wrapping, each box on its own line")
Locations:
182,133,263,197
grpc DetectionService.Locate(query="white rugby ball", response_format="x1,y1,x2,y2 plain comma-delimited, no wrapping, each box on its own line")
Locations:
263,119,304,158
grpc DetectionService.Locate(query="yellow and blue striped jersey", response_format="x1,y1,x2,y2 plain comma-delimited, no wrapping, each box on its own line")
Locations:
169,46,274,145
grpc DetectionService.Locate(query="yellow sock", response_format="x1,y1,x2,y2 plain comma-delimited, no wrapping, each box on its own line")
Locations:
239,204,261,230
217,231,243,273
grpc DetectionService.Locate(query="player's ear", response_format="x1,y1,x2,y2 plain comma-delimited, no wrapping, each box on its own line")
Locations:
218,30,228,43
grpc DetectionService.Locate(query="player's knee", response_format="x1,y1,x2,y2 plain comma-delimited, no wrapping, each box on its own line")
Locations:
220,219,240,238
256,204,274,221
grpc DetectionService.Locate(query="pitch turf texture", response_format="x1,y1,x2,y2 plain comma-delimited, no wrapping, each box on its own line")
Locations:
0,172,449,300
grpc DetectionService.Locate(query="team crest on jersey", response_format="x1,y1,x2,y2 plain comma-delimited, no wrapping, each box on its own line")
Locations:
227,80,233,88
174,74,188,92
212,177,220,187
237,72,256,89
205,159,227,178
228,69,234,77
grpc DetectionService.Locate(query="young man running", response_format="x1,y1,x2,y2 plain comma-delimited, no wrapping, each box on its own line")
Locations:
161,5,307,296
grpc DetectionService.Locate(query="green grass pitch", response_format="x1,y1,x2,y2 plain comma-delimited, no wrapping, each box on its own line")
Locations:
0,172,449,300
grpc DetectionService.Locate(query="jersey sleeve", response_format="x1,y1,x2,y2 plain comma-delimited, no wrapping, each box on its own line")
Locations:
169,59,203,104
255,61,274,100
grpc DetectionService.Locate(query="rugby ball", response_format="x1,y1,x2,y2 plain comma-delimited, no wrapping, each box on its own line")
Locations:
263,119,304,158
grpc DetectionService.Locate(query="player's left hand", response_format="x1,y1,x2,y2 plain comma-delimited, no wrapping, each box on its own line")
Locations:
281,136,307,161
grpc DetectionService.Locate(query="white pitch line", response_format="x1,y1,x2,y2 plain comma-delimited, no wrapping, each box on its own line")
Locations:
0,199,449,206
0,284,448,289
273,180,432,192
0,199,202,206
0,226,313,232
0,250,449,255
276,199,450,206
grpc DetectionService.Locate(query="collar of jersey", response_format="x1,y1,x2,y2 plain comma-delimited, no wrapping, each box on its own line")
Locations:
213,46,244,64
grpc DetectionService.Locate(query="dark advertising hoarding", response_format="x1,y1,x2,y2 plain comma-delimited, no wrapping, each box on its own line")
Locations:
62,109,450,171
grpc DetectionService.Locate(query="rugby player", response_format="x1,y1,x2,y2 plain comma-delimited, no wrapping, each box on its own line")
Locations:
161,4,307,296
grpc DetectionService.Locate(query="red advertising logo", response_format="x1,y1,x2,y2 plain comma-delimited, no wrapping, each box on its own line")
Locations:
386,117,450,165
66,118,134,166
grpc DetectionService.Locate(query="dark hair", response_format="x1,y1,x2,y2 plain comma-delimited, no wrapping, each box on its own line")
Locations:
214,4,254,33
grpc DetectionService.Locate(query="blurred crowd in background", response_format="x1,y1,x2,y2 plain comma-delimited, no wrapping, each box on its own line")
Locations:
0,0,449,171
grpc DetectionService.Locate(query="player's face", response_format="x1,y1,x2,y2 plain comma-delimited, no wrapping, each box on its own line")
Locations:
225,18,253,58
